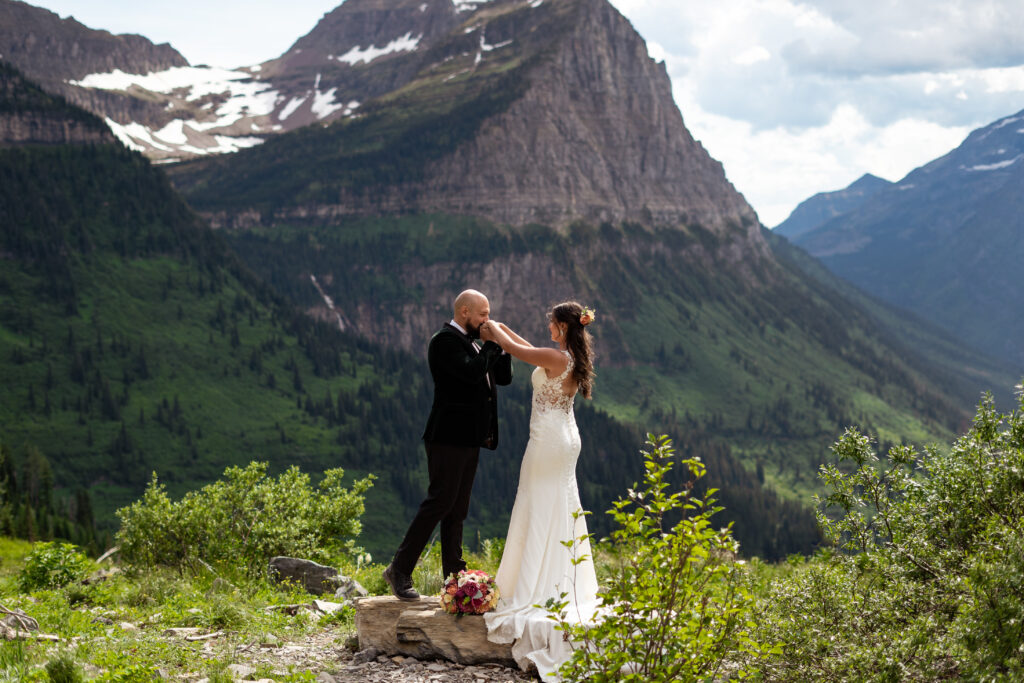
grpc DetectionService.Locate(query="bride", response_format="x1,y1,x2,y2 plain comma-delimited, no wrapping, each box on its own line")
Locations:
479,301,598,680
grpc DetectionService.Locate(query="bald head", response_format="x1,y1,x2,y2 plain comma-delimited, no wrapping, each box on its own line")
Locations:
453,289,490,337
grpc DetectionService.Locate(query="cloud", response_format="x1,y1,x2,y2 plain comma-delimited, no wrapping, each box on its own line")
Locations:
786,0,1024,76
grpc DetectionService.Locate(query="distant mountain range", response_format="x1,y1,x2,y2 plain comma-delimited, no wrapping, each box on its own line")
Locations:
1,0,1018,560
781,110,1024,368
773,173,891,239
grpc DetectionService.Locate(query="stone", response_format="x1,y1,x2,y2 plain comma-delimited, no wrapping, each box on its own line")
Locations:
333,577,369,600
352,647,379,665
354,596,515,667
82,566,121,585
267,557,343,595
311,600,345,615
227,663,257,678
162,627,203,638
315,674,337,683
0,608,37,632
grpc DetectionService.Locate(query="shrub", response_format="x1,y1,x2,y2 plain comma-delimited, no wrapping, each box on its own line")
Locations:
752,387,1024,680
17,542,91,592
115,462,373,576
45,652,84,683
551,434,769,681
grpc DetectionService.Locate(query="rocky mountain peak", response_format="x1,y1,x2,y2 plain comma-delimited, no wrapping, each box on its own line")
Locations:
268,0,458,74
402,0,763,242
0,0,187,83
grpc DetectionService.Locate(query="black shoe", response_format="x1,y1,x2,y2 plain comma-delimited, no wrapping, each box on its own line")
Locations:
383,564,420,601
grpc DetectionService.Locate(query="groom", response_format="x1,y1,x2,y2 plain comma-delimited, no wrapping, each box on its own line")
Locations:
383,289,513,600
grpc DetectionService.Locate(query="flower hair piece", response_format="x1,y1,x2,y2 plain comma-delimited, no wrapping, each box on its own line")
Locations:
579,307,596,326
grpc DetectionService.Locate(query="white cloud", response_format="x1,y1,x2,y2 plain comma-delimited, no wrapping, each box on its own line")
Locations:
733,46,771,66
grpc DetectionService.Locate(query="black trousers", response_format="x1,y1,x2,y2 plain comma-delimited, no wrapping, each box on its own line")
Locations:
392,441,480,579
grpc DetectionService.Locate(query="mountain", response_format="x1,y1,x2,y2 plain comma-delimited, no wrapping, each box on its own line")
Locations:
790,109,1024,368
170,0,760,236
3,0,519,161
0,0,189,142
0,61,818,561
773,173,891,239
159,0,1016,508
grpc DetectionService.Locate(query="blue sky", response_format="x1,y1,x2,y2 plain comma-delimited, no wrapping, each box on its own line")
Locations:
27,0,1024,225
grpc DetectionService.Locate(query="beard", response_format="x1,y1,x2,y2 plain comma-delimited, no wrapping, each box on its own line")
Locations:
464,321,481,339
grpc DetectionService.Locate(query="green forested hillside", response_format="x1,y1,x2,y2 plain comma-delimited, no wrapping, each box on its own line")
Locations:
218,214,1014,511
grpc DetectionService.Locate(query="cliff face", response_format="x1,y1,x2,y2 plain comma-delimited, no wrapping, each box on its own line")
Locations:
415,0,760,239
0,61,114,145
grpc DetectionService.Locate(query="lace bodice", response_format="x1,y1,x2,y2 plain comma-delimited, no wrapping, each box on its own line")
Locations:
531,350,576,415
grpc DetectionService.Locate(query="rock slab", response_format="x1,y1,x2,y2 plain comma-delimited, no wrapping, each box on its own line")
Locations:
268,557,341,595
354,596,516,667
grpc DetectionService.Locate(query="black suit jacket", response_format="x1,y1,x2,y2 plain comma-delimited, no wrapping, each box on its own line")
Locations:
421,323,513,449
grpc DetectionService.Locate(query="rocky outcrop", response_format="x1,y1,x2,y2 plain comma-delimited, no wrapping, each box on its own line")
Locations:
0,110,114,145
0,61,114,146
354,596,517,667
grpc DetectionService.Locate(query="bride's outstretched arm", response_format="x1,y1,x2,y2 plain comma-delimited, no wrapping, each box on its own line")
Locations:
496,322,533,348
483,322,566,373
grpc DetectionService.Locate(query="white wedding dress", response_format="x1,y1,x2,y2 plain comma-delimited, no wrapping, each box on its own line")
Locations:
484,351,600,679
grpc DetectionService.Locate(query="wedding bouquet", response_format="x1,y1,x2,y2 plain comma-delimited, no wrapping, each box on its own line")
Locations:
439,569,500,615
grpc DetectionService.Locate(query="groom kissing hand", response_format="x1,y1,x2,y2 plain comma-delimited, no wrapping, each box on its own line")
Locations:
383,289,513,600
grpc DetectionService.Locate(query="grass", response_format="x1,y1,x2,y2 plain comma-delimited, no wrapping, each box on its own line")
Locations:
0,537,515,681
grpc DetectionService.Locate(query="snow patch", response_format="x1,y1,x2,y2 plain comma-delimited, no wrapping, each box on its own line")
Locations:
336,32,421,65
104,117,147,152
897,184,915,190
312,88,343,119
993,115,1023,130
480,35,513,52
454,0,494,10
965,155,1022,172
529,0,543,6
419,2,427,10
153,119,189,145
73,65,279,132
279,96,307,120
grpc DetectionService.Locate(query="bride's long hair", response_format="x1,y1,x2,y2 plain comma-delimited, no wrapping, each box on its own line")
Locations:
550,301,595,399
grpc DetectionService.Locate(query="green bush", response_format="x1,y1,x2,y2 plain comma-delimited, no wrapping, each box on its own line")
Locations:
752,387,1024,680
45,652,84,683
17,542,91,592
115,462,373,576
551,434,769,681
